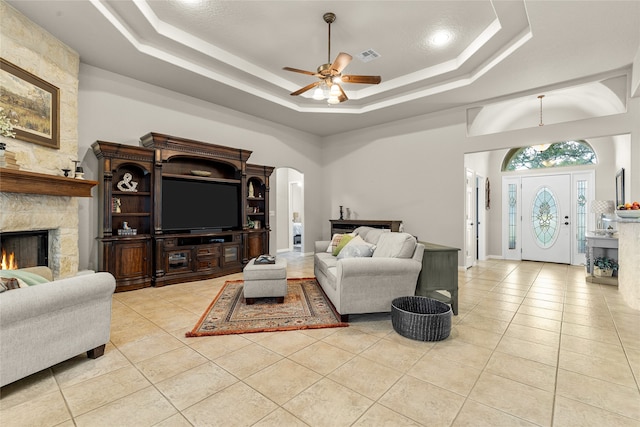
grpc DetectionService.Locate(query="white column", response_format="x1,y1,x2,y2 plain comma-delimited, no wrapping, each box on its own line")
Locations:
618,221,640,310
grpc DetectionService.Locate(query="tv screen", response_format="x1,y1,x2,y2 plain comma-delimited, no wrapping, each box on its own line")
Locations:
162,177,240,232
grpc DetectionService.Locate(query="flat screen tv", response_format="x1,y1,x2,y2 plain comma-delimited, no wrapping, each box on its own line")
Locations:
162,177,240,232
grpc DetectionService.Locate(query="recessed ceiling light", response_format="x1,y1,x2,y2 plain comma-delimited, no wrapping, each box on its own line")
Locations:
430,31,452,47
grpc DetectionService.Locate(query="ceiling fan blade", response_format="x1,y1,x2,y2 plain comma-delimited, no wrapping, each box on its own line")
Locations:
337,84,348,103
290,81,321,96
283,67,318,76
341,75,382,84
330,52,352,74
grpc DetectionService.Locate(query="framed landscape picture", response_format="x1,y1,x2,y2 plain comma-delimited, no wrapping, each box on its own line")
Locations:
0,58,60,149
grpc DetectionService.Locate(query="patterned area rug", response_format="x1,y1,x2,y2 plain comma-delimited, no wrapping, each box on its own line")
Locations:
186,278,348,337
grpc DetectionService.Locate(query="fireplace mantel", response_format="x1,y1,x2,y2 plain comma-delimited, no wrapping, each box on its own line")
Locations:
0,168,97,197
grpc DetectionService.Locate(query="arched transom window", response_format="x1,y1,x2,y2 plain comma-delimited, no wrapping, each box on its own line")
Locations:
502,140,596,171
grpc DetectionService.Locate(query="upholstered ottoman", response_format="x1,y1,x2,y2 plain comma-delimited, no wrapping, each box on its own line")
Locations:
243,257,287,304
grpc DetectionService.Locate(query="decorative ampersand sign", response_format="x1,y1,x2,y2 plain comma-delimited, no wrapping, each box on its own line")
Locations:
117,173,138,192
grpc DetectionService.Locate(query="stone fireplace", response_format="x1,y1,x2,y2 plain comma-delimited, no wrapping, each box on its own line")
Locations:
0,192,79,278
0,230,49,269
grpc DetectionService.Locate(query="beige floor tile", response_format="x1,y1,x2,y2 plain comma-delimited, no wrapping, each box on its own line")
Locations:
253,408,308,426
321,326,381,354
183,382,278,426
553,396,640,427
525,291,565,303
469,305,516,322
352,403,422,426
0,369,59,411
481,291,525,304
457,311,510,335
453,399,539,427
328,356,403,400
450,324,503,350
559,349,636,388
61,365,150,416
469,371,554,426
187,334,252,360
517,304,563,321
486,351,556,391
521,297,563,311
561,321,622,346
495,335,558,366
52,344,131,388
117,332,185,363
244,358,321,405
135,346,208,383
409,352,482,396
74,386,177,427
511,312,561,333
429,338,493,370
288,341,354,375
556,368,640,420
0,390,70,427
213,342,283,379
155,361,237,410
560,333,627,363
378,375,465,425
504,323,560,347
359,336,426,371
562,311,616,330
253,330,317,356
153,413,194,427
283,378,373,427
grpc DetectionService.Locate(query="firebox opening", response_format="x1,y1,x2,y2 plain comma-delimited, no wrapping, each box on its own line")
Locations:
0,230,49,270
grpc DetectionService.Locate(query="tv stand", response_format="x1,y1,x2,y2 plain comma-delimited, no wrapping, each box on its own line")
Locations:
154,231,243,287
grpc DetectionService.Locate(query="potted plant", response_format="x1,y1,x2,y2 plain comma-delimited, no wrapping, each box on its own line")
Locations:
593,256,618,277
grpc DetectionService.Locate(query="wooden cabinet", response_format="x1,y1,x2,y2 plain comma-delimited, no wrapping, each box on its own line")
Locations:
416,242,460,315
329,219,403,236
244,164,274,261
92,141,154,291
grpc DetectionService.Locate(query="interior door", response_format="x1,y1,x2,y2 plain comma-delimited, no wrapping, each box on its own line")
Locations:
464,169,475,268
521,174,571,263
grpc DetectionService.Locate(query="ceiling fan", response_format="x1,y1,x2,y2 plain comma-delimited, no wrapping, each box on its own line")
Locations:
283,12,381,104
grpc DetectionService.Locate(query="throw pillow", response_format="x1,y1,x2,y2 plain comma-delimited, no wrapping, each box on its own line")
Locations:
326,233,345,253
0,270,49,286
332,234,354,256
372,232,417,258
336,235,376,259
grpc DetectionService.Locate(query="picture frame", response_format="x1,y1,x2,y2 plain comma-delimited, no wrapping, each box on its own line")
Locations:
0,58,60,149
615,168,625,207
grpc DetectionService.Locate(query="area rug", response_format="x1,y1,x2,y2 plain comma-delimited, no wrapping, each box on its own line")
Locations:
186,278,348,337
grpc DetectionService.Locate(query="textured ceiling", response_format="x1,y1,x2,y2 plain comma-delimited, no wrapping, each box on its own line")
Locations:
6,0,640,136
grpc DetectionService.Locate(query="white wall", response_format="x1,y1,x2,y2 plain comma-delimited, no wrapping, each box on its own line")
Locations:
78,65,323,270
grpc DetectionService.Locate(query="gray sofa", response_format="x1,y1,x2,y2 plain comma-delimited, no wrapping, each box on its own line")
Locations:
315,227,424,321
0,267,116,387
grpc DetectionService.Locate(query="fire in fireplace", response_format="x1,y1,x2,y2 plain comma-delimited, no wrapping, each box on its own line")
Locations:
0,230,48,270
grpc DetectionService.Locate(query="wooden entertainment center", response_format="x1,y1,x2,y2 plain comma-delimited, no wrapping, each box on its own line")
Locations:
92,133,274,292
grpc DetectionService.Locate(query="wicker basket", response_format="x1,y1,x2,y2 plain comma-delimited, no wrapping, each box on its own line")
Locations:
391,296,452,341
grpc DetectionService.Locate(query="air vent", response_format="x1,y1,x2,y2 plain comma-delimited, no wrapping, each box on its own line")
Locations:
356,49,381,63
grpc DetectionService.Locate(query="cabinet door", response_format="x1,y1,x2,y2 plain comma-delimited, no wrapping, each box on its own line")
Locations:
165,248,194,274
247,233,264,259
114,240,150,280
222,244,241,268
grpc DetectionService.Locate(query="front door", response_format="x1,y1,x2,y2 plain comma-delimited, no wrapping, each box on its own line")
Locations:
521,174,571,264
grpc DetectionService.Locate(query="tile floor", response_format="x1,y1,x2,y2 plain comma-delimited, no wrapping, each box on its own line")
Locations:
1,254,639,426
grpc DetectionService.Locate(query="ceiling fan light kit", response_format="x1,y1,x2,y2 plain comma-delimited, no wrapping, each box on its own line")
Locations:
283,12,381,105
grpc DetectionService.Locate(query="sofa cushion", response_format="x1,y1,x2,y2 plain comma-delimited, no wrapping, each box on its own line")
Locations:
337,236,376,259
354,227,388,245
332,234,354,256
372,232,417,258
